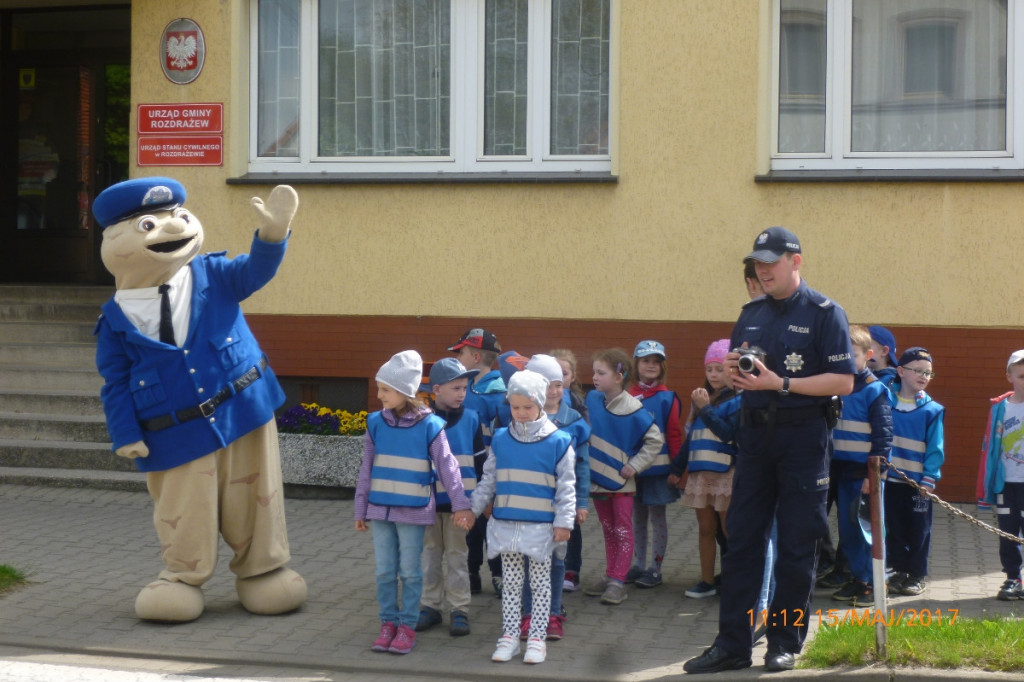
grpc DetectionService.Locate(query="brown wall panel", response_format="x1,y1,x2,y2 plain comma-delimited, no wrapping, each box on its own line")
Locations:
249,314,1024,503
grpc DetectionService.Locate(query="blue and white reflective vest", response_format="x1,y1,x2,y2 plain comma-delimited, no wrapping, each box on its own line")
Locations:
435,409,480,505
464,370,505,446
491,427,572,523
636,390,678,478
687,395,741,473
889,401,944,483
586,390,655,491
832,379,888,464
366,411,444,507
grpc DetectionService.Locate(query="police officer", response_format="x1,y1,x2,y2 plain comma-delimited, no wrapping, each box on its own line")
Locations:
684,226,855,674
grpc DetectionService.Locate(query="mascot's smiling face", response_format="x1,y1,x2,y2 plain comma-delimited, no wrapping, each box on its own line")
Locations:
101,207,204,290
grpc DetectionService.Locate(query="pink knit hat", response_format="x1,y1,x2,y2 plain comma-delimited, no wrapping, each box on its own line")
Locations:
704,339,730,366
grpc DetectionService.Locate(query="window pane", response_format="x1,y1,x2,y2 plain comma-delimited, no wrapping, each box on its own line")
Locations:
484,0,529,156
318,0,450,157
778,0,827,153
550,0,609,156
258,0,301,157
851,0,1007,152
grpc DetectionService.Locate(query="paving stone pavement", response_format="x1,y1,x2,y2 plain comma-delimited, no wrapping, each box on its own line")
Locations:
0,483,1022,681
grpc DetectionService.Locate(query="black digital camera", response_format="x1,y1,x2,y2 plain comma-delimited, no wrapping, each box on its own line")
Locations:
734,346,767,373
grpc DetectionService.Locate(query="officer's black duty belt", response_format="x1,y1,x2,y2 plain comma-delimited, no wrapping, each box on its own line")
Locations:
141,357,269,432
743,403,827,426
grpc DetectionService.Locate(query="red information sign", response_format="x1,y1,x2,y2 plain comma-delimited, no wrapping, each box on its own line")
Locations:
138,103,223,134
138,135,223,166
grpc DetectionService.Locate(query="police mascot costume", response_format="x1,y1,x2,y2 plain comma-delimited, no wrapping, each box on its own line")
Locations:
92,177,306,622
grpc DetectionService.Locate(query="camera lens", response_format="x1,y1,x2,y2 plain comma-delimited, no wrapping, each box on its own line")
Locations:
738,355,755,373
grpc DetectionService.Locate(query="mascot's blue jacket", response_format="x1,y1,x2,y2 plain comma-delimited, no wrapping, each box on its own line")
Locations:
95,233,287,473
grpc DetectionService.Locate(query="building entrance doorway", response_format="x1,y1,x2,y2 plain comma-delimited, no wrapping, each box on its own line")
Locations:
1,5,130,283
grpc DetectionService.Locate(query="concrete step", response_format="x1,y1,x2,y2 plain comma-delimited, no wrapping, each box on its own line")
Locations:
0,439,131,471
0,284,112,305
0,302,103,324
0,466,146,492
0,412,110,442
0,365,104,392
0,342,96,368
0,389,104,416
0,321,97,344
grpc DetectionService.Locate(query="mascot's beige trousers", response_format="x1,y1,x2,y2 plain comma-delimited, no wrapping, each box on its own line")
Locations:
146,419,291,586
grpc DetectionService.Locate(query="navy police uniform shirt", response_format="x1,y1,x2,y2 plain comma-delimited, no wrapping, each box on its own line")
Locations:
730,279,856,410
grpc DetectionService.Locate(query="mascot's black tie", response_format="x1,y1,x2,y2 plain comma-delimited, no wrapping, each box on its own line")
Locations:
158,284,175,345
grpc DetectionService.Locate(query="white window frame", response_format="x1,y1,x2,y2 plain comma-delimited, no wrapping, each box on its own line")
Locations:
771,0,1024,171
248,0,614,174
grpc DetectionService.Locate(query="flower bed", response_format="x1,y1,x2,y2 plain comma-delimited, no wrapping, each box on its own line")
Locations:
277,403,367,490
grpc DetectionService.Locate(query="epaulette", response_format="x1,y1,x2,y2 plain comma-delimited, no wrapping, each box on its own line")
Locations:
741,294,767,309
806,288,833,308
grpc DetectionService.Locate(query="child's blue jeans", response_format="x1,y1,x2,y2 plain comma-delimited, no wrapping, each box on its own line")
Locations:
372,520,426,628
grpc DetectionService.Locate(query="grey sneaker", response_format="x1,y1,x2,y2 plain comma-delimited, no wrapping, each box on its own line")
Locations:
584,576,609,596
635,570,663,588
600,580,627,605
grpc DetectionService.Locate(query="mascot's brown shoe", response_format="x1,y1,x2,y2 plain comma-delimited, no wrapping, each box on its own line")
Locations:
135,580,204,622
236,567,307,615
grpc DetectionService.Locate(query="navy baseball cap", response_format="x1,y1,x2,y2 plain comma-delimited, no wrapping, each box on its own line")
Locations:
428,357,479,386
93,177,186,228
745,226,802,264
899,347,933,367
868,326,898,367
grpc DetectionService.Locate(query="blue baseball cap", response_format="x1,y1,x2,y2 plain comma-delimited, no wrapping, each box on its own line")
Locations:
92,177,186,228
428,357,479,387
868,326,898,367
497,350,528,384
634,340,666,359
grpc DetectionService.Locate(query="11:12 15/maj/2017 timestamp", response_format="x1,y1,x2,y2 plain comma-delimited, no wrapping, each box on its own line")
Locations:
748,608,958,628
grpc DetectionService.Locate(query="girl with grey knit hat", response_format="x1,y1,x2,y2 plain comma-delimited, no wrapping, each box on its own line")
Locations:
470,369,577,665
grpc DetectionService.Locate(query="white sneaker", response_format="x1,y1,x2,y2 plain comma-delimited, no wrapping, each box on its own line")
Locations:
524,637,547,664
491,634,520,662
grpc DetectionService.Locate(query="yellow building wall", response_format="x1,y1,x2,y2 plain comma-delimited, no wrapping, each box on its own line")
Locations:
129,0,1021,329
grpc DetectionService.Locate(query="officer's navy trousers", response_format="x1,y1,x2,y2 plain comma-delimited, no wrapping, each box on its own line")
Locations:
714,417,830,658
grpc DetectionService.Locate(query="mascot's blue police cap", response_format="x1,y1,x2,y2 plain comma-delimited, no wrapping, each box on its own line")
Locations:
92,177,187,228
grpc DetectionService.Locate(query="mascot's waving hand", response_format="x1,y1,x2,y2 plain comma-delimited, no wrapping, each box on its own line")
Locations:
93,177,306,622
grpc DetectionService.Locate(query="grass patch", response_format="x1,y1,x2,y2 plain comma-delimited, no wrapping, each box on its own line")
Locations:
801,615,1024,672
0,564,28,595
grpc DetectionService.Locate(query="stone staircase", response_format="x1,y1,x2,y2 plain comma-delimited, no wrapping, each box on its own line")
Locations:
0,284,146,491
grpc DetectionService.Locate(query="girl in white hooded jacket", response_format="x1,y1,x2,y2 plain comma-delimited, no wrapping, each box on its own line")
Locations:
471,370,576,665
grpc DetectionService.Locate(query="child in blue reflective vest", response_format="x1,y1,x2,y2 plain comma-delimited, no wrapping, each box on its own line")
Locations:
354,351,474,655
518,353,591,641
626,340,684,588
829,325,892,604
669,339,741,599
885,347,944,598
416,357,485,637
584,347,664,606
471,370,577,665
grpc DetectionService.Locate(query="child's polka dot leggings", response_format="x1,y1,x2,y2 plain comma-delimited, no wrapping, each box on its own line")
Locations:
500,552,551,640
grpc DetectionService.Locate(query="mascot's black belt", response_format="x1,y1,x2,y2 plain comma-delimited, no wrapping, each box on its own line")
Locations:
141,357,269,432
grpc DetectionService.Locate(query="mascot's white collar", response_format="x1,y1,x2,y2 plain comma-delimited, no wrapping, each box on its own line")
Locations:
115,263,191,300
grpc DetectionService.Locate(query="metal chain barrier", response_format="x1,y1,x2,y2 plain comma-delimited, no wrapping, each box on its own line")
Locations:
880,459,1024,546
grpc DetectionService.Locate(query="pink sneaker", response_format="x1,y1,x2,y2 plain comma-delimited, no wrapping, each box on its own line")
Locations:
547,614,565,640
519,614,531,640
372,622,396,652
388,624,416,654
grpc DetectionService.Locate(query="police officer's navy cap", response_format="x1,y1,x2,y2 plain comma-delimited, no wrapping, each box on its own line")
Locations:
92,176,187,229
745,226,801,264
633,340,666,359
